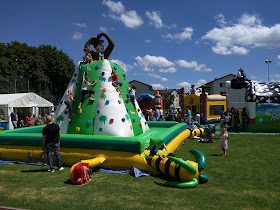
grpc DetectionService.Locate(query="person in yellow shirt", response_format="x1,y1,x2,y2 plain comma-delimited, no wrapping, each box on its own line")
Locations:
149,143,175,161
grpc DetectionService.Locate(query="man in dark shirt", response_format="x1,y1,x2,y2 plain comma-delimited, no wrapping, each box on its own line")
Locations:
42,115,63,172
9,109,18,129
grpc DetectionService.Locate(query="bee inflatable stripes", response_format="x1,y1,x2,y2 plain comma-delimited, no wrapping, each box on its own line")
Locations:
146,149,208,188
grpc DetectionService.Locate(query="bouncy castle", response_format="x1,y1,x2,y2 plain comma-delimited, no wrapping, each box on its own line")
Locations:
0,33,208,188
226,68,280,132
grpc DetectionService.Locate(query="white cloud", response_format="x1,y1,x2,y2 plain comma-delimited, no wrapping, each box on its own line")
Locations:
100,26,107,32
202,13,280,55
145,40,152,43
278,55,280,59
215,14,227,27
143,67,154,72
163,27,193,40
177,79,207,90
102,0,124,14
146,11,163,29
152,83,165,90
176,60,212,72
102,0,143,28
111,59,134,72
73,22,88,28
159,67,177,73
120,11,143,28
72,32,83,40
148,73,168,82
273,74,280,78
135,55,174,67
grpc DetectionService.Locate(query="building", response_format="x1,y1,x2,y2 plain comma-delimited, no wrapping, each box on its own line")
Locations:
200,74,246,109
157,88,181,109
129,80,154,97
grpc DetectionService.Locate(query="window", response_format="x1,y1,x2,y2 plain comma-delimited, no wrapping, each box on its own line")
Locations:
209,105,224,115
220,83,223,87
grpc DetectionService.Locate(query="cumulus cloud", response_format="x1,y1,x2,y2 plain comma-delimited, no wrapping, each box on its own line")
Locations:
111,59,134,72
177,79,207,90
215,14,227,27
202,13,280,55
176,60,212,72
148,73,168,82
100,26,107,32
135,55,174,67
163,27,193,40
73,22,88,28
159,67,177,73
145,40,152,43
146,11,163,29
72,32,83,40
152,83,165,90
102,0,143,28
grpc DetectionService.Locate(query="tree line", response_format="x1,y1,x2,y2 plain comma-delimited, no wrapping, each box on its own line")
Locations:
0,41,75,104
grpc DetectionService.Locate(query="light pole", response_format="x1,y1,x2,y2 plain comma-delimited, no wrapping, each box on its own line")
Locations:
265,59,271,82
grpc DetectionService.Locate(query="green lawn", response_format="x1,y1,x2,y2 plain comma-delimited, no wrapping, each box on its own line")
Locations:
0,134,280,209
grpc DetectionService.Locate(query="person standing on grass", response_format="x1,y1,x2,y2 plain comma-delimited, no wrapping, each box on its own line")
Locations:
42,115,64,172
232,108,240,132
241,107,249,132
9,108,18,129
219,127,229,156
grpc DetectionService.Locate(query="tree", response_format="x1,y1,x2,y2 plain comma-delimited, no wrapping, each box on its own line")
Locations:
163,94,175,110
0,41,75,104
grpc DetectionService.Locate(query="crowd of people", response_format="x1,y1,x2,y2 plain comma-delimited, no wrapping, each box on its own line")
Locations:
221,107,249,132
9,109,55,129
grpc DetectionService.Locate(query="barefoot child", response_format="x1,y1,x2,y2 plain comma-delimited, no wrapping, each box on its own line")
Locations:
219,128,229,156
78,72,97,110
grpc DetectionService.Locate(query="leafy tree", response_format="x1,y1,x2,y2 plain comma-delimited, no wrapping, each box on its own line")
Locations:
0,41,75,104
163,94,175,109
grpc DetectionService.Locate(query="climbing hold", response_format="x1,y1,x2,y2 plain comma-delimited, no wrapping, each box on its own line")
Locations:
114,66,117,70
99,127,103,131
79,66,81,70
102,72,105,75
87,120,92,124
97,110,101,114
60,101,63,104
118,100,122,104
140,123,142,127
120,82,123,86
133,118,136,122
95,65,99,69
105,100,109,104
76,127,80,131
103,88,106,91
130,125,133,129
138,109,140,112
145,122,147,125
126,99,129,103
110,119,114,123
76,81,78,85
68,118,71,122
122,118,125,122
78,109,82,114
74,73,77,77
65,109,69,114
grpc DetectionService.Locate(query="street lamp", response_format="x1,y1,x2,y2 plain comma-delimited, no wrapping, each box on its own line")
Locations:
265,59,271,82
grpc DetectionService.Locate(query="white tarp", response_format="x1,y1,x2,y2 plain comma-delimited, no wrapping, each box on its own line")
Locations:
0,92,54,129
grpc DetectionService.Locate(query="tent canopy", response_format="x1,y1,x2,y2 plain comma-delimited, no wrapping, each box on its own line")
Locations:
0,92,54,108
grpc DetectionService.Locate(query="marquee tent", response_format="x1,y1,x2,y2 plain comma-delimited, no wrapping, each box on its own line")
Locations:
0,92,54,129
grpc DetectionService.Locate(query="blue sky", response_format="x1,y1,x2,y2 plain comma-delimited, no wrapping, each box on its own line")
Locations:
1,0,280,91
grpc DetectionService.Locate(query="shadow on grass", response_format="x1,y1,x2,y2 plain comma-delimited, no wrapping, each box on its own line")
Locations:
208,154,223,157
21,168,49,173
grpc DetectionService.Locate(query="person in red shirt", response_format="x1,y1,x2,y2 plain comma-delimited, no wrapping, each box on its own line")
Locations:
26,113,34,127
111,70,122,95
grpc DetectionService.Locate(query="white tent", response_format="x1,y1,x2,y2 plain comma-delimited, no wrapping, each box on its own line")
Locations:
0,92,54,129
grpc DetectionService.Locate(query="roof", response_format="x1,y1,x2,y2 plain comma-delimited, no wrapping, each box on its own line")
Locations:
157,89,178,94
129,80,153,88
200,74,236,87
0,92,54,108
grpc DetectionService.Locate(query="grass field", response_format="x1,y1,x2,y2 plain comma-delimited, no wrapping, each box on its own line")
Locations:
0,134,280,210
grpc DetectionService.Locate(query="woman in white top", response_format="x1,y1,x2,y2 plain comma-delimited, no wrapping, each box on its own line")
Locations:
78,72,97,110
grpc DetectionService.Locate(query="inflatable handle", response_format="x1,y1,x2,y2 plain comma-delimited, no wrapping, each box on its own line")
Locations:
188,149,206,172
168,156,196,175
165,178,198,188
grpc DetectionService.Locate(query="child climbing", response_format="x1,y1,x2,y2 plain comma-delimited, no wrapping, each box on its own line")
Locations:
78,72,97,110
127,83,136,109
148,143,175,161
111,70,122,95
95,40,105,60
64,89,74,121
83,48,93,64
219,128,229,156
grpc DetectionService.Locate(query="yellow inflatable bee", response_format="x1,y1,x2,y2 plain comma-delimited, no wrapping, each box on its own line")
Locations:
146,149,208,188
